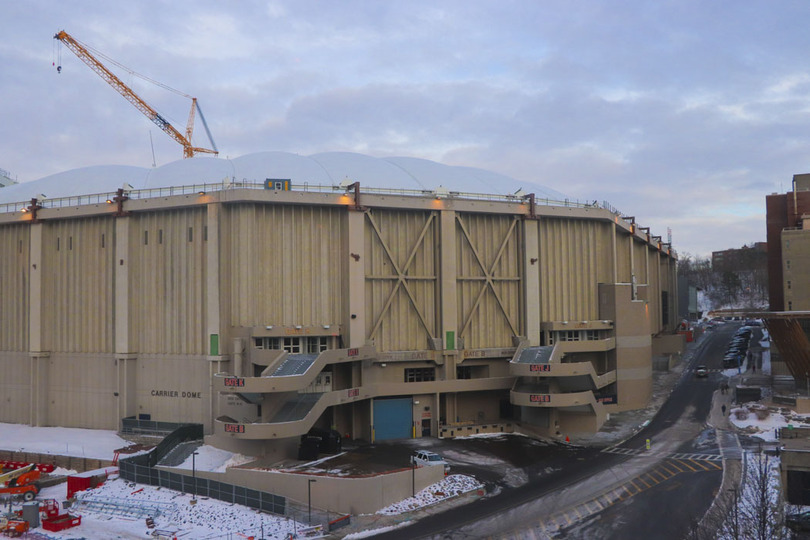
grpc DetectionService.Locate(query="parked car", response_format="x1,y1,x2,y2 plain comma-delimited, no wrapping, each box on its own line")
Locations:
411,450,450,474
695,365,708,378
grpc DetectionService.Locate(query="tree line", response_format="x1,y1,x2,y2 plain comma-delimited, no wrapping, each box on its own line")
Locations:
678,243,769,310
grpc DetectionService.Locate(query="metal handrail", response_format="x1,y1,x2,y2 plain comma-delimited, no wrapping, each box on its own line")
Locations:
0,181,609,213
0,182,661,249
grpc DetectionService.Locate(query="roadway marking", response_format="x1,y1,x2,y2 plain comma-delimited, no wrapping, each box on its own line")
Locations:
517,458,722,539
602,446,725,462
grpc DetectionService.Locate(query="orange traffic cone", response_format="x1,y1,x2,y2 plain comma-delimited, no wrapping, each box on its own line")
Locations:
565,436,570,443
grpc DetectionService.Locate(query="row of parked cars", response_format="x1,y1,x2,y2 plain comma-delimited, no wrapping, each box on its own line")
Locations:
723,326,753,369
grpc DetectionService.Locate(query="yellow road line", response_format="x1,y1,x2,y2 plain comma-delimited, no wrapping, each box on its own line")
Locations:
675,459,699,472
634,476,652,489
660,462,680,475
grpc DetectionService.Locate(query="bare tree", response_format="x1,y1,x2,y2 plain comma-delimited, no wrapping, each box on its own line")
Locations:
738,452,787,540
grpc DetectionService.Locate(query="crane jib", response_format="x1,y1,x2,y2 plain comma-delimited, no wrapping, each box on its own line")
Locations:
54,30,218,159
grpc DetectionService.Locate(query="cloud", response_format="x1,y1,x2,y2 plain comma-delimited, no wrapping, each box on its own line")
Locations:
5,1,810,256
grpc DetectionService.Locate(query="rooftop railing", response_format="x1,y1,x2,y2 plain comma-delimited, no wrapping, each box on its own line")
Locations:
1,180,613,212
0,181,664,250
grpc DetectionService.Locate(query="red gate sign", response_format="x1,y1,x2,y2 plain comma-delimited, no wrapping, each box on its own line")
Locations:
529,364,551,372
224,377,245,387
348,348,359,357
529,394,551,403
224,424,245,433
347,388,359,398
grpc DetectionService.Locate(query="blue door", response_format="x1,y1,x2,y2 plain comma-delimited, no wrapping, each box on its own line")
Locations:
373,397,412,441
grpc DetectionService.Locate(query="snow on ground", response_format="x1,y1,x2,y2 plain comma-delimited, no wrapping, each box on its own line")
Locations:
0,423,129,460
35,475,307,539
728,404,802,442
169,444,254,473
375,474,482,515
1,421,483,538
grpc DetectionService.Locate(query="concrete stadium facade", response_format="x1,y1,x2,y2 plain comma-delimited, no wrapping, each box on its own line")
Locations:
0,160,678,459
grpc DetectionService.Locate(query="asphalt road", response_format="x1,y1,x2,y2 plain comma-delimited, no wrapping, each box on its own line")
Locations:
558,323,748,539
372,323,752,539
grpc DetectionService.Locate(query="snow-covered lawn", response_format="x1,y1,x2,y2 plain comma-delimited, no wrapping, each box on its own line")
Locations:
0,423,128,460
36,474,308,539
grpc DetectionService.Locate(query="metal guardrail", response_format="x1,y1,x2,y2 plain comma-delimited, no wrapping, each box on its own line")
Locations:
121,417,192,437
1,181,669,253
118,460,287,515
118,423,287,516
0,180,614,213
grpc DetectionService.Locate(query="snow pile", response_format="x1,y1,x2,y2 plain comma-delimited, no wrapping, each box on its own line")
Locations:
376,474,482,515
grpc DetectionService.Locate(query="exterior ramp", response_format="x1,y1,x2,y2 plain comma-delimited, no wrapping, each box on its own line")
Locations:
270,393,323,423
514,345,556,364
270,354,318,377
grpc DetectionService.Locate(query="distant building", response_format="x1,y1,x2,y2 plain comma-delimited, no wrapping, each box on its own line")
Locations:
711,242,767,274
761,175,810,395
766,174,810,311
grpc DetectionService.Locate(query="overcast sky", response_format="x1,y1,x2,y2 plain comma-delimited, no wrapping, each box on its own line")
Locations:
3,1,809,257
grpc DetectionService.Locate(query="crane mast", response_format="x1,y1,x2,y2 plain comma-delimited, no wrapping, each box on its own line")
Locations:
54,30,218,159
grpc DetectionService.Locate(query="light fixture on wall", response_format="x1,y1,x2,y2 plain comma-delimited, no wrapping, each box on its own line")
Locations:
295,325,303,330
380,363,387,368
265,325,273,330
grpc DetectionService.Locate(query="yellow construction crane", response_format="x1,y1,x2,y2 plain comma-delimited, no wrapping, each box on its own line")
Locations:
54,30,218,159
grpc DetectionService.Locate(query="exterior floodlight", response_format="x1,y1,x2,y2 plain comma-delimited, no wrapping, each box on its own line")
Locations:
339,178,354,189
122,183,134,191
514,188,526,198
434,186,449,199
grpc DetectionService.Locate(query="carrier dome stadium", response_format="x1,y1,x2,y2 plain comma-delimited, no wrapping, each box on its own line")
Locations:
0,151,567,204
0,150,680,510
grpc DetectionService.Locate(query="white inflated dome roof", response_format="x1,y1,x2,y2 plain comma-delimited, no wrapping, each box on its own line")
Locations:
0,151,567,204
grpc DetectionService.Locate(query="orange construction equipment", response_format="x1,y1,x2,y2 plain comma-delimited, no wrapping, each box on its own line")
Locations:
53,30,218,159
0,464,40,502
0,516,30,537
